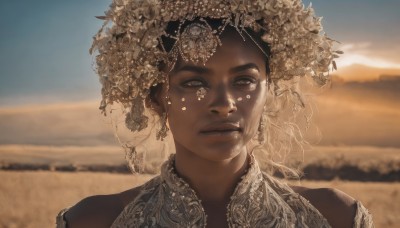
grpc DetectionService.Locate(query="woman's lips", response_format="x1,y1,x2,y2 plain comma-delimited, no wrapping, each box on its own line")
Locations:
199,123,242,137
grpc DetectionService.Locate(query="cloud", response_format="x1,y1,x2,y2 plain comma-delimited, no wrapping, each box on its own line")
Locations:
340,42,372,52
336,42,400,69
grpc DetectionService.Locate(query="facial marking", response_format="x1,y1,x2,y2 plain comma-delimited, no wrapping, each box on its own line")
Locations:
196,87,207,101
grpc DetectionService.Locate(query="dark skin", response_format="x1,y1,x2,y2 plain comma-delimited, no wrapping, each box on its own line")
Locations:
65,30,357,228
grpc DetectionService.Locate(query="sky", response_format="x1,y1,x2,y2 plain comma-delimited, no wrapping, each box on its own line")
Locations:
0,0,399,107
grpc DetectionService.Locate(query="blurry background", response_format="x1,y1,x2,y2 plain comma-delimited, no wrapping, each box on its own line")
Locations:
0,0,399,227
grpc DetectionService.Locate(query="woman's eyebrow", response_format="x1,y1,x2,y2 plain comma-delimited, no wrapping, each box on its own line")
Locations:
229,63,260,74
173,65,211,74
172,63,260,75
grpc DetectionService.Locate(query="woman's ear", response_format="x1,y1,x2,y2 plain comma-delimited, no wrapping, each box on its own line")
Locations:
145,83,166,116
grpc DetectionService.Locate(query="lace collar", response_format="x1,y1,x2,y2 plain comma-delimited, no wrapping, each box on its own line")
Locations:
111,154,331,227
160,153,263,205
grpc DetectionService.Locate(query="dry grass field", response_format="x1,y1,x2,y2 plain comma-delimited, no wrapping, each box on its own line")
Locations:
0,171,398,228
0,171,152,228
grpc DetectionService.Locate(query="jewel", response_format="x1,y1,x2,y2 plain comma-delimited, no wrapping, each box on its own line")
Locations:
246,95,251,99
178,22,220,64
196,87,207,100
182,107,187,111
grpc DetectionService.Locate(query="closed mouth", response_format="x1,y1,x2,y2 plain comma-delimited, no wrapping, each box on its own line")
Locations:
199,123,242,134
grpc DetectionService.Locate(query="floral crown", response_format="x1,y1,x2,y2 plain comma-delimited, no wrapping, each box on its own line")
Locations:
90,0,339,135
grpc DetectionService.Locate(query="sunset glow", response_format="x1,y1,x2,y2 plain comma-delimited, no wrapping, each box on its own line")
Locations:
335,43,400,69
336,54,400,69
332,42,400,81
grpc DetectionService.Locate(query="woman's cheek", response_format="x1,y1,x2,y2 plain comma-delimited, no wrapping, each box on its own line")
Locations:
167,87,203,113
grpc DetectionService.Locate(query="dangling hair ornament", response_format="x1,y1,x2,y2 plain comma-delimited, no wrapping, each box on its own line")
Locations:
258,107,267,145
156,112,169,141
125,97,149,132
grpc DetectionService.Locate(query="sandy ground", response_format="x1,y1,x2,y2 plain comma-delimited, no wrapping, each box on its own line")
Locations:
0,171,398,228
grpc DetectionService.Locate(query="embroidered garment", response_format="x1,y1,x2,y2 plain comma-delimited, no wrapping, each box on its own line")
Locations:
56,155,374,228
110,155,373,228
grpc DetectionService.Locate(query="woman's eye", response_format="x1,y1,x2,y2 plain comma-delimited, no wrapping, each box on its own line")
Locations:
235,77,256,86
182,80,205,87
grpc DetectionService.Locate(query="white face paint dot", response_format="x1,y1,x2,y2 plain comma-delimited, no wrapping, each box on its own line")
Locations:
182,107,187,111
167,101,172,105
246,95,251,99
237,97,243,101
181,97,185,102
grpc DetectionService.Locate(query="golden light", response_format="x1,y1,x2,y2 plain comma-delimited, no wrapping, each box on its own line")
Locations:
336,43,400,69
336,53,400,69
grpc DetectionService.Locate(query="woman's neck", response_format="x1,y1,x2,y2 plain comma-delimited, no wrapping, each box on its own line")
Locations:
174,148,249,204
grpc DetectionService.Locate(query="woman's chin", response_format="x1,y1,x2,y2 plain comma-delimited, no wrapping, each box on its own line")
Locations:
194,145,246,163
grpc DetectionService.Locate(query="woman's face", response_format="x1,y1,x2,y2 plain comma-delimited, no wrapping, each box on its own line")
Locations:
162,30,268,162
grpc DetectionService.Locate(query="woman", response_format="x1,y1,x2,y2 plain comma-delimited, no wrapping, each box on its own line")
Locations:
57,0,373,227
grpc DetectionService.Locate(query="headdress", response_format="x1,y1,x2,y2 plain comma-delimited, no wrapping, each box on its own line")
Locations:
90,0,340,172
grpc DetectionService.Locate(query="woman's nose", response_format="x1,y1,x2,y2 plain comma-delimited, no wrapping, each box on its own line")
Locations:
208,86,237,117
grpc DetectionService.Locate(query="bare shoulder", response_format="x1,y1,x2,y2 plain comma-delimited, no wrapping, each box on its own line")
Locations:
290,185,357,228
64,186,142,228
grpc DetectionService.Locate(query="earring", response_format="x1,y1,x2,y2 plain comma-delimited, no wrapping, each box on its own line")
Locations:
156,112,169,141
257,111,267,144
